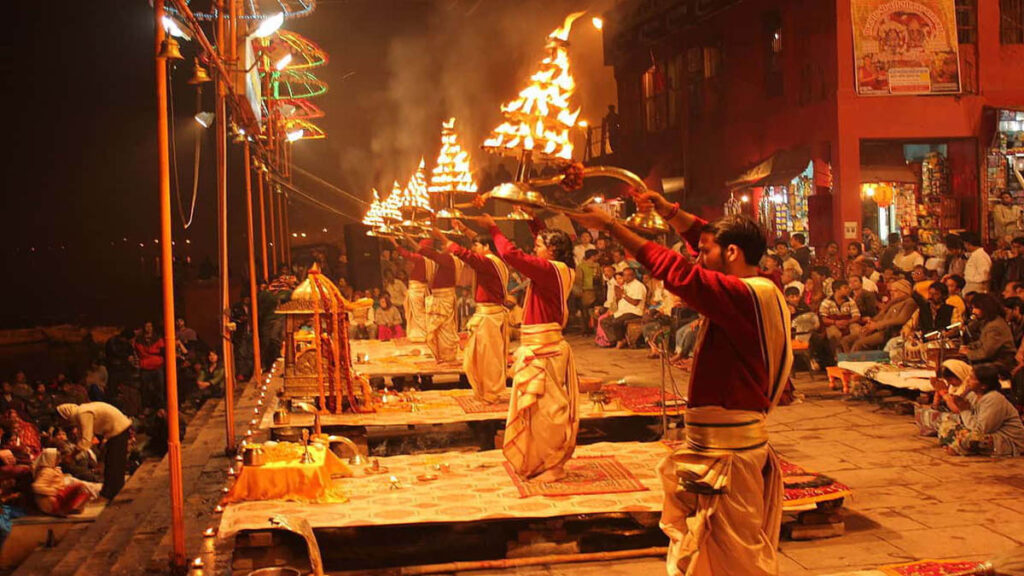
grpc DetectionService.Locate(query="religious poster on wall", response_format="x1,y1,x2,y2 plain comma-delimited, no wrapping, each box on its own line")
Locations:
851,0,961,96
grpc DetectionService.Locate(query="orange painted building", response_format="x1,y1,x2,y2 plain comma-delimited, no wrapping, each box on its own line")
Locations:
600,0,1024,249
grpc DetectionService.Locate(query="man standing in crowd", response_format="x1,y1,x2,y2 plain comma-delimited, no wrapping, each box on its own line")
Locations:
893,234,924,274
992,191,1023,240
599,267,647,348
790,233,812,276
571,193,791,576
442,223,510,403
962,232,992,294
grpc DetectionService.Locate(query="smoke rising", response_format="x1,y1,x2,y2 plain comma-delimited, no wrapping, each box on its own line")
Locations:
332,0,616,197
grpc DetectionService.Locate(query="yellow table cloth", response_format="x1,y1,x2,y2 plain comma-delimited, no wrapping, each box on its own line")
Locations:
224,444,352,503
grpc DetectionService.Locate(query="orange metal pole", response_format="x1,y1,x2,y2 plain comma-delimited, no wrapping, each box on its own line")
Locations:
268,176,278,275
154,0,187,569
244,142,263,380
277,190,287,270
257,166,269,282
283,192,292,269
216,0,237,453
229,0,238,63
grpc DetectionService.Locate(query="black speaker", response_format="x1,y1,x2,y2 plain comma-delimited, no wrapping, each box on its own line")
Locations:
344,223,382,291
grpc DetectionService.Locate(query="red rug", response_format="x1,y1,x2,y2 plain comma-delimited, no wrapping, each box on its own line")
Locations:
455,396,509,414
660,446,852,507
880,560,981,576
504,456,649,498
602,384,684,415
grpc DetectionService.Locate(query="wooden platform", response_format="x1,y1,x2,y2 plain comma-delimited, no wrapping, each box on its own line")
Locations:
350,339,466,384
218,441,851,573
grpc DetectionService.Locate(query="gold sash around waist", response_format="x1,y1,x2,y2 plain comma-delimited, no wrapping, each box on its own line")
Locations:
520,322,565,348
475,303,507,316
684,406,769,452
431,286,455,298
408,280,428,290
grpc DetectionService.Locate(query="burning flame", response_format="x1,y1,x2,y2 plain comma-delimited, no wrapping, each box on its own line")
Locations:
483,12,584,162
362,188,385,228
395,160,433,215
382,181,405,222
429,118,478,195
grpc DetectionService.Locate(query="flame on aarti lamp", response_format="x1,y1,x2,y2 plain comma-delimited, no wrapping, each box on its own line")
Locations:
362,189,385,228
483,11,585,162
429,118,478,195
396,159,433,214
381,182,404,222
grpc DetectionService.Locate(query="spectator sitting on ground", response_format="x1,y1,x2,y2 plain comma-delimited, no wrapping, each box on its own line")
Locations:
348,290,375,339
762,254,783,276
642,287,681,358
943,274,968,318
786,287,819,343
573,231,596,266
1004,297,1024,345
774,240,804,279
594,270,623,347
802,270,828,314
375,294,405,341
820,279,861,355
911,265,932,299
992,236,1024,294
916,359,973,436
843,279,916,351
195,350,225,405
849,275,879,318
781,268,804,296
599,267,647,349
960,293,1016,374
31,448,98,517
816,241,844,280
886,282,958,361
937,363,1024,457
943,234,967,279
845,241,865,278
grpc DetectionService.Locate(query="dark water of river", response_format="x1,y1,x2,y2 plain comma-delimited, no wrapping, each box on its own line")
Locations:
0,342,98,383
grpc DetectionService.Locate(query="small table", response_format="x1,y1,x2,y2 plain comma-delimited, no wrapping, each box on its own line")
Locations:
223,444,352,503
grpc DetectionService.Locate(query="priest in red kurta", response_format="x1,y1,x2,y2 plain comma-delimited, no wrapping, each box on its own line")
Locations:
571,196,792,576
413,238,462,363
392,241,434,343
435,223,511,403
470,213,579,483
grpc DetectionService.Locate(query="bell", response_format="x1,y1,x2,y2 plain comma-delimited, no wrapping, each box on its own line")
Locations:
625,209,671,235
187,59,212,84
159,36,184,62
482,182,547,209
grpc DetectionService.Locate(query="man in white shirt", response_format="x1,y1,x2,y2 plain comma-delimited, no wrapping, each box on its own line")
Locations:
774,240,804,278
892,234,925,273
991,192,1023,241
573,231,596,265
600,268,647,348
962,232,992,294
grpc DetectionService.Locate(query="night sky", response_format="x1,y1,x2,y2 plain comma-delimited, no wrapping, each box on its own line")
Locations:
3,0,613,329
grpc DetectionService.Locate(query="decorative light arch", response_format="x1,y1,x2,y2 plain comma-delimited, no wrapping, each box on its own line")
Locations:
284,118,327,140
273,30,328,70
263,69,328,100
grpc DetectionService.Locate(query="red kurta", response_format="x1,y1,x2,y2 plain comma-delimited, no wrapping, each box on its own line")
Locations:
395,245,428,283
490,226,565,325
417,240,457,289
448,242,506,304
635,218,772,412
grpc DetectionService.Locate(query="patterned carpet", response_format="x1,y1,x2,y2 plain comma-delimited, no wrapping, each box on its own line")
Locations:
504,456,649,498
880,559,981,576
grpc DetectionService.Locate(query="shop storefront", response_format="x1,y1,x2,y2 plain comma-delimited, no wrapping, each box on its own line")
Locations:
859,140,977,260
724,148,822,241
983,109,1024,242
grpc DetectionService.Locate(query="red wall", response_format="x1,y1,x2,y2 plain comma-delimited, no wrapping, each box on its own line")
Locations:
610,0,1024,244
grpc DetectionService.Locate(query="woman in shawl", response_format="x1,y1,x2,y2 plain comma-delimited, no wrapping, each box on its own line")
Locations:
31,448,97,516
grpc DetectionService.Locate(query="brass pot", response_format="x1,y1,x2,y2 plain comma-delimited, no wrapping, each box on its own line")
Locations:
273,408,291,426
243,445,266,467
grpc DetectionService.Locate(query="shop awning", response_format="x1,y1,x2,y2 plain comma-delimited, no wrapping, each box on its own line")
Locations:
859,163,917,183
725,148,811,189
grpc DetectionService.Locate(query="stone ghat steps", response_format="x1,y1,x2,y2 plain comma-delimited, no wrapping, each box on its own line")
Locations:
11,389,234,576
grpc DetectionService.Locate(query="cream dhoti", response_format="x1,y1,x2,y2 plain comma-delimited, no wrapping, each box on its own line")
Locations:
464,303,509,403
658,407,782,576
503,323,579,478
426,286,458,362
405,280,429,343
